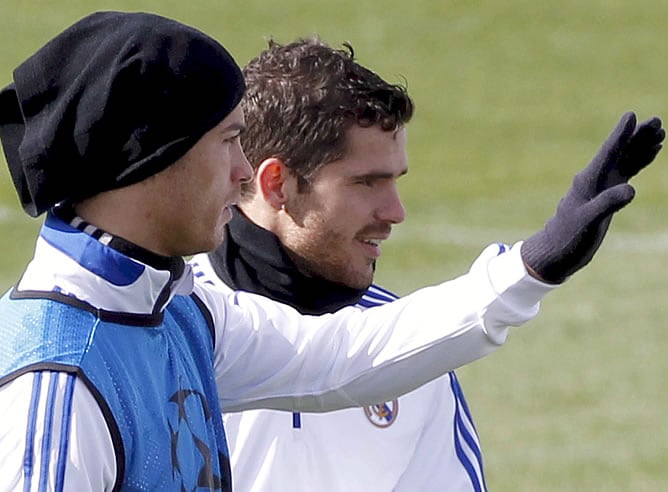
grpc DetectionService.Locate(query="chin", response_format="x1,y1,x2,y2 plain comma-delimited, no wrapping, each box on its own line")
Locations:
344,270,374,290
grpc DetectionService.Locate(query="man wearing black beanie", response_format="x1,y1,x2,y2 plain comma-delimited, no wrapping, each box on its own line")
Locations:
0,10,246,219
0,11,664,492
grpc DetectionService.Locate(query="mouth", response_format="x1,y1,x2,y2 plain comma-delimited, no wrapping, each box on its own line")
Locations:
356,225,391,258
356,237,387,258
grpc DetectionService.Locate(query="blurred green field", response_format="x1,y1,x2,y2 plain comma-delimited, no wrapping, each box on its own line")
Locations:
1,1,667,490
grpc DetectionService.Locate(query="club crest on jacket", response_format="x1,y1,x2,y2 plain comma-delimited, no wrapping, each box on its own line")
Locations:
363,399,399,428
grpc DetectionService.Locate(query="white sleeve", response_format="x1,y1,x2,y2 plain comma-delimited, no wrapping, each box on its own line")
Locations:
196,242,557,413
0,371,116,491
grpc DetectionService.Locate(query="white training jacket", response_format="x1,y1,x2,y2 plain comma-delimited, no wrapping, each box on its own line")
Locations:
191,253,505,492
0,225,555,491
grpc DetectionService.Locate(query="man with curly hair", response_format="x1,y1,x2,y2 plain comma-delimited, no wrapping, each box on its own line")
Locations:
192,37,485,491
190,37,664,491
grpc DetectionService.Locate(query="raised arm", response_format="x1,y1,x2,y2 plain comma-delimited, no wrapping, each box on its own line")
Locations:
203,242,554,412
201,112,664,413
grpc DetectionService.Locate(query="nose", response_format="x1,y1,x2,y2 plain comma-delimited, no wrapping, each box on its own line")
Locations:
234,147,254,184
376,186,406,225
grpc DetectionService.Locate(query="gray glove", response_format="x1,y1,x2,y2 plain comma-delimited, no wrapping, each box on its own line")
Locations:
521,112,665,284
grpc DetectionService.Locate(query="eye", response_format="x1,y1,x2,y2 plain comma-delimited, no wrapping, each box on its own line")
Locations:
222,134,242,146
355,177,376,187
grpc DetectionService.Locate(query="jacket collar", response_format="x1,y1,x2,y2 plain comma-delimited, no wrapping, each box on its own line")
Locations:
16,207,192,317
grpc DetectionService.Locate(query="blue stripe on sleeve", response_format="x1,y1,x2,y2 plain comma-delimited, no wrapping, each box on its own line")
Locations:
451,373,485,471
39,373,60,491
23,372,43,492
55,374,76,489
451,373,480,434
450,373,486,492
451,405,480,492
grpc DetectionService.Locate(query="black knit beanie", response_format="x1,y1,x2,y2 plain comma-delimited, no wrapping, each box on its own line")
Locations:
0,11,245,217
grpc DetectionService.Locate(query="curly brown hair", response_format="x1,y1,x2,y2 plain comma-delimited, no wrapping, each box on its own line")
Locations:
240,36,414,197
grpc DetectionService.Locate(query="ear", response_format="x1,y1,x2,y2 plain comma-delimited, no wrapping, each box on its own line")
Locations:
255,157,291,211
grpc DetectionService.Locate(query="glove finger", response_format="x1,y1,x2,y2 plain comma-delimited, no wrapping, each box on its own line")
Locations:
631,120,665,154
582,112,637,182
619,114,664,159
615,143,664,181
634,116,663,137
598,112,637,159
629,143,664,175
638,116,663,131
580,183,636,223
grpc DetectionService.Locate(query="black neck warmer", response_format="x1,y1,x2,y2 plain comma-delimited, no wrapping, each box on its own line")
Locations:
207,207,364,315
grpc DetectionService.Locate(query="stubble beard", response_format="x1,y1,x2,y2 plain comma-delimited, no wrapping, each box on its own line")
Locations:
288,232,376,291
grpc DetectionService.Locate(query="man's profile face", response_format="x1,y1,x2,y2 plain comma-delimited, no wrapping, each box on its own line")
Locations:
281,125,408,289
151,105,252,256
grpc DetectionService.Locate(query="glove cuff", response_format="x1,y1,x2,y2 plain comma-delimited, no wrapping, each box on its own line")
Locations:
520,233,569,284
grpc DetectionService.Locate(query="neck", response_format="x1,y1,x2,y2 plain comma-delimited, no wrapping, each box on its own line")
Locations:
52,204,185,273
74,184,167,254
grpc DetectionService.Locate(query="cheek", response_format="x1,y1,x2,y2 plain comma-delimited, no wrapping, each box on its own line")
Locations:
312,190,354,217
201,160,230,204
331,196,371,229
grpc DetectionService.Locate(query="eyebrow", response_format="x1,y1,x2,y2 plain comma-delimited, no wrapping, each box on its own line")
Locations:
222,122,247,135
351,168,408,181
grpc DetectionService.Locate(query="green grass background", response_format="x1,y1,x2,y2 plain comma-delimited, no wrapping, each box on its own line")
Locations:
1,1,667,490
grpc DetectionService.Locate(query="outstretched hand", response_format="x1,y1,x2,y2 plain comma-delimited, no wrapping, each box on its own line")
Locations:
521,112,665,284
